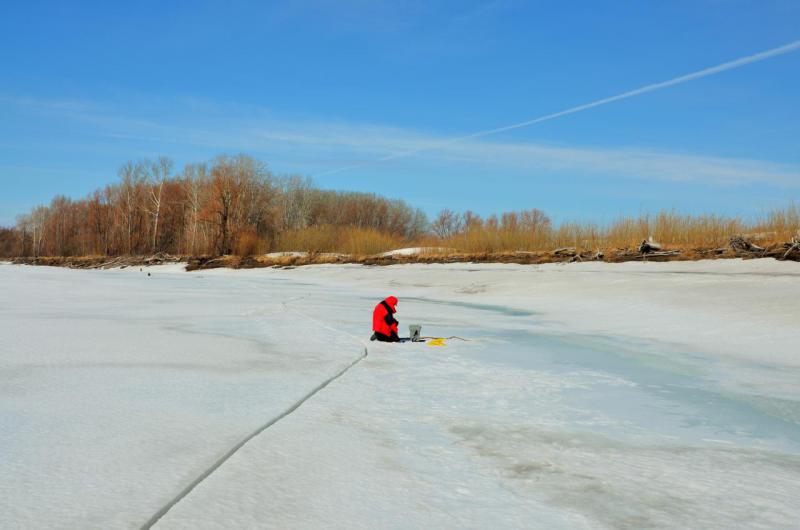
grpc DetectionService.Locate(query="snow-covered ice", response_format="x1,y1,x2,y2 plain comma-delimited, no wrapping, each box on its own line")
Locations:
1,260,799,529
378,246,455,257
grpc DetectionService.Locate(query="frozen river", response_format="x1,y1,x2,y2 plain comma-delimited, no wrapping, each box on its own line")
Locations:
1,261,799,528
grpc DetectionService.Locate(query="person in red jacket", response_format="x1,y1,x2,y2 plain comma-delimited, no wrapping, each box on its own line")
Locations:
371,296,400,342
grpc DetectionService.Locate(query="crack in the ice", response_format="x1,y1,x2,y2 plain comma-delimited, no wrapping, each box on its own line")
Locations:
140,297,368,529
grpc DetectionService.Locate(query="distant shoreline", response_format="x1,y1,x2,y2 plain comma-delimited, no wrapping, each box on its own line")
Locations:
7,241,800,272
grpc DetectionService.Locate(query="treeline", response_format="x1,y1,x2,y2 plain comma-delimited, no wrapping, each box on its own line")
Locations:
1,154,798,258
1,155,428,257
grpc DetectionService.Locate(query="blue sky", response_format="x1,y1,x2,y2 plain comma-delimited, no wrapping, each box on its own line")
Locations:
1,0,798,226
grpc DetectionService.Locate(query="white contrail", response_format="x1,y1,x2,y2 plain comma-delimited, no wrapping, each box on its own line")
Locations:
316,39,800,176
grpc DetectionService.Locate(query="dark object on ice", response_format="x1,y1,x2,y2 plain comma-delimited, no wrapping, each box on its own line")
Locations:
372,296,400,342
638,238,663,254
147,272,151,276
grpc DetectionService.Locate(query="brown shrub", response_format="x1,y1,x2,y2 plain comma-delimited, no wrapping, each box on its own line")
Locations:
276,224,403,256
234,227,264,257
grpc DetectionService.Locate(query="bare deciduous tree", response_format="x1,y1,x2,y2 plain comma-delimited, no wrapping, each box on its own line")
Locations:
431,209,464,239
144,157,172,253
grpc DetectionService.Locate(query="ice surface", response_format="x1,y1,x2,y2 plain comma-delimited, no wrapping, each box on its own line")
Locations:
0,265,361,529
1,260,799,529
378,246,455,257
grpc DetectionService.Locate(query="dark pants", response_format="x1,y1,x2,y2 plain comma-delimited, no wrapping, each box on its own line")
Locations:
372,332,400,343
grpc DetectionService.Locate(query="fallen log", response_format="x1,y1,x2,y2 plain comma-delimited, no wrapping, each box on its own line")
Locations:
568,249,604,263
781,236,800,260
698,247,728,255
729,235,765,254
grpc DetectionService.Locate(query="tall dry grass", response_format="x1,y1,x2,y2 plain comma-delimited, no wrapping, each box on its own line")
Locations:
275,225,403,256
603,212,746,249
439,206,798,253
264,205,799,256
754,204,800,241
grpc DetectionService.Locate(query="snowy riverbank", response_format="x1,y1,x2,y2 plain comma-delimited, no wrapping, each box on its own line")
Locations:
1,260,799,528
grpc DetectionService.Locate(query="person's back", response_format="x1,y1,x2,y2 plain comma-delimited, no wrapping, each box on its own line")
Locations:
371,296,399,342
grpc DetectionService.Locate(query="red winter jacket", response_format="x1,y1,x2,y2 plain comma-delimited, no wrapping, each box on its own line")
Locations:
372,296,399,340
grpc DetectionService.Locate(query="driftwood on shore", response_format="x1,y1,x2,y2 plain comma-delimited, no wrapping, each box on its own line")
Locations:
724,234,800,261
638,238,663,254
782,236,800,261
8,233,800,271
550,247,604,263
729,235,765,254
11,253,182,269
724,233,800,261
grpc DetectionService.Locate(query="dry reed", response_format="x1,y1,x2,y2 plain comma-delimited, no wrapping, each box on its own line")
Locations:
248,206,799,257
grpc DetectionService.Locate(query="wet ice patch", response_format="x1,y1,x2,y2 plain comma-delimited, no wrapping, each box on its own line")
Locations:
449,422,800,529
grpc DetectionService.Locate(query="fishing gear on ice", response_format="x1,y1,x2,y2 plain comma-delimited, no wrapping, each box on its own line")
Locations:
370,296,469,345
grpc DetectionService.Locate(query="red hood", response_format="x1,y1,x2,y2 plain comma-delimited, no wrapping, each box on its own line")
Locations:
385,296,398,312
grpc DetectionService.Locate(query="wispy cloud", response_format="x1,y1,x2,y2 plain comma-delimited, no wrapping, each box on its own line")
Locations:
317,38,800,176
2,93,798,188
0,94,97,113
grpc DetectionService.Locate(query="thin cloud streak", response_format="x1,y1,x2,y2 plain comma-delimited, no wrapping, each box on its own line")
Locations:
317,39,800,176
2,92,798,188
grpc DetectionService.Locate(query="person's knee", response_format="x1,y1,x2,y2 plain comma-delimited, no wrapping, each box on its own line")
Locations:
373,332,398,343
